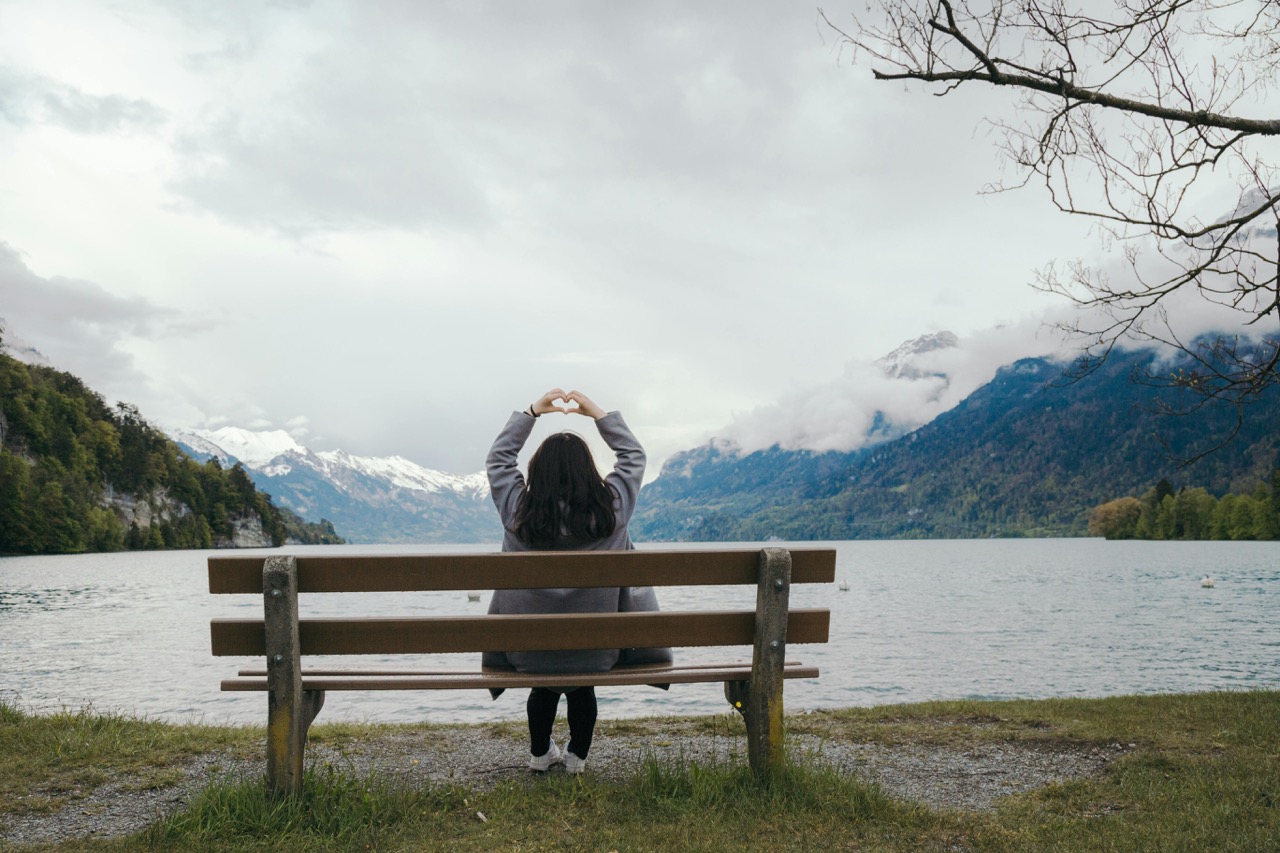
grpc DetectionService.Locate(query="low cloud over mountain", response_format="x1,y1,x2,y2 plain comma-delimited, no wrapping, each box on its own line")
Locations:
715,320,1071,457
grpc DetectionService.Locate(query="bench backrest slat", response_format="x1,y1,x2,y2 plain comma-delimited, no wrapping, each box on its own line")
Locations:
210,609,831,656
208,549,836,594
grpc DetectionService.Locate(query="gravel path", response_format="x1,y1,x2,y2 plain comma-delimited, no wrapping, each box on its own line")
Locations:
0,720,1119,847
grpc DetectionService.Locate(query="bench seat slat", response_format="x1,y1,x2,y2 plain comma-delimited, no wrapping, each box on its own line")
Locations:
211,609,831,656
234,660,811,677
208,549,836,594
220,663,821,692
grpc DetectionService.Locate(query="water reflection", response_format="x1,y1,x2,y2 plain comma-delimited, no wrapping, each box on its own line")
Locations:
0,588,96,613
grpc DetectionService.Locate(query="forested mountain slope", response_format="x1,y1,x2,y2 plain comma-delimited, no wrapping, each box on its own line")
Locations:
0,341,342,554
634,348,1280,541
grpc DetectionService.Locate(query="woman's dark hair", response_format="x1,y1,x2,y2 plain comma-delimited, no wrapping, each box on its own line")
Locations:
515,432,616,548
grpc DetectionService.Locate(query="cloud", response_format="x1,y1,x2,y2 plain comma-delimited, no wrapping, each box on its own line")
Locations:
0,241,204,407
718,317,1074,455
42,89,165,134
171,107,492,237
1039,223,1280,358
0,66,165,133
714,242,1280,456
159,3,883,239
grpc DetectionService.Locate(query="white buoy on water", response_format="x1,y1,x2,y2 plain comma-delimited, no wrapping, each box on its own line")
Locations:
1200,575,1215,588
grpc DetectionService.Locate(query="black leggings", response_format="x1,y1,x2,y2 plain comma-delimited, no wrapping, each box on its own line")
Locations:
527,686,597,759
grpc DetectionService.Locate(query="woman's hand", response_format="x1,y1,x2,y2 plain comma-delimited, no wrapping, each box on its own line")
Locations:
530,388,570,416
566,390,606,419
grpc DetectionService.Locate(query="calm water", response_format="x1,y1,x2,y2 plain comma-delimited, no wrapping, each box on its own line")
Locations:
0,540,1276,725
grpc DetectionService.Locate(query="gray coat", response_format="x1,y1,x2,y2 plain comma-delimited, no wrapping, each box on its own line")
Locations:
482,411,672,674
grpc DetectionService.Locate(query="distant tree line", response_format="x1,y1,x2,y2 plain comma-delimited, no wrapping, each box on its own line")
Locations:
0,335,343,554
1088,475,1280,541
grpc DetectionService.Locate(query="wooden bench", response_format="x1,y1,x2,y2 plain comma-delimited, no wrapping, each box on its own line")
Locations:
209,547,834,793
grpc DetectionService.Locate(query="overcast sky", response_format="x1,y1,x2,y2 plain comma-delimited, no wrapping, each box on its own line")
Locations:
0,0,1138,475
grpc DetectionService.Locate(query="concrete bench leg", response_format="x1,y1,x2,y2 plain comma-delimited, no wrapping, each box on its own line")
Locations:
263,555,322,795
725,548,791,780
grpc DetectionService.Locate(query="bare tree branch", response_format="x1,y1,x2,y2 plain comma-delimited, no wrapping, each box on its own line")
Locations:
821,0,1280,415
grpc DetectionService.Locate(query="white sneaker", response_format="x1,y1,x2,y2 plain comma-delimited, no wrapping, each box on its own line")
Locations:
529,740,563,772
563,750,587,775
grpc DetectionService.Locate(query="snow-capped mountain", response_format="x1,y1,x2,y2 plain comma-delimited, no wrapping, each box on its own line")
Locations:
874,330,958,380
176,427,304,468
287,448,489,499
1205,185,1280,244
169,427,499,544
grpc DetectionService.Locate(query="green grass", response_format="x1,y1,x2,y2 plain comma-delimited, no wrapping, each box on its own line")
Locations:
2,691,1278,851
134,752,925,852
789,690,1280,752
145,764,468,851
0,702,257,822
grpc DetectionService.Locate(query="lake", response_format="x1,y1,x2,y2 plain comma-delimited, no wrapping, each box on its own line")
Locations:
0,539,1276,726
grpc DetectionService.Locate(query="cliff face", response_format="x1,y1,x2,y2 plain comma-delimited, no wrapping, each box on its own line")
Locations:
228,515,273,548
102,487,272,548
103,486,172,531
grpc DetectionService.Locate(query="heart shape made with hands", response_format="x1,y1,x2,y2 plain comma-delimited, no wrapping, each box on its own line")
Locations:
551,394,580,413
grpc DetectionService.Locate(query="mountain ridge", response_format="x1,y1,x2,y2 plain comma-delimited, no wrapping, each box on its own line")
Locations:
172,336,1280,545
170,428,499,544
633,348,1280,541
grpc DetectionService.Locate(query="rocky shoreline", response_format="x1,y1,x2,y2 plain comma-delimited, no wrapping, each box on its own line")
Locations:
0,715,1121,847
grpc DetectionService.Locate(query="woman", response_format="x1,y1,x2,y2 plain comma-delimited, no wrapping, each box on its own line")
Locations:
483,388,670,774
